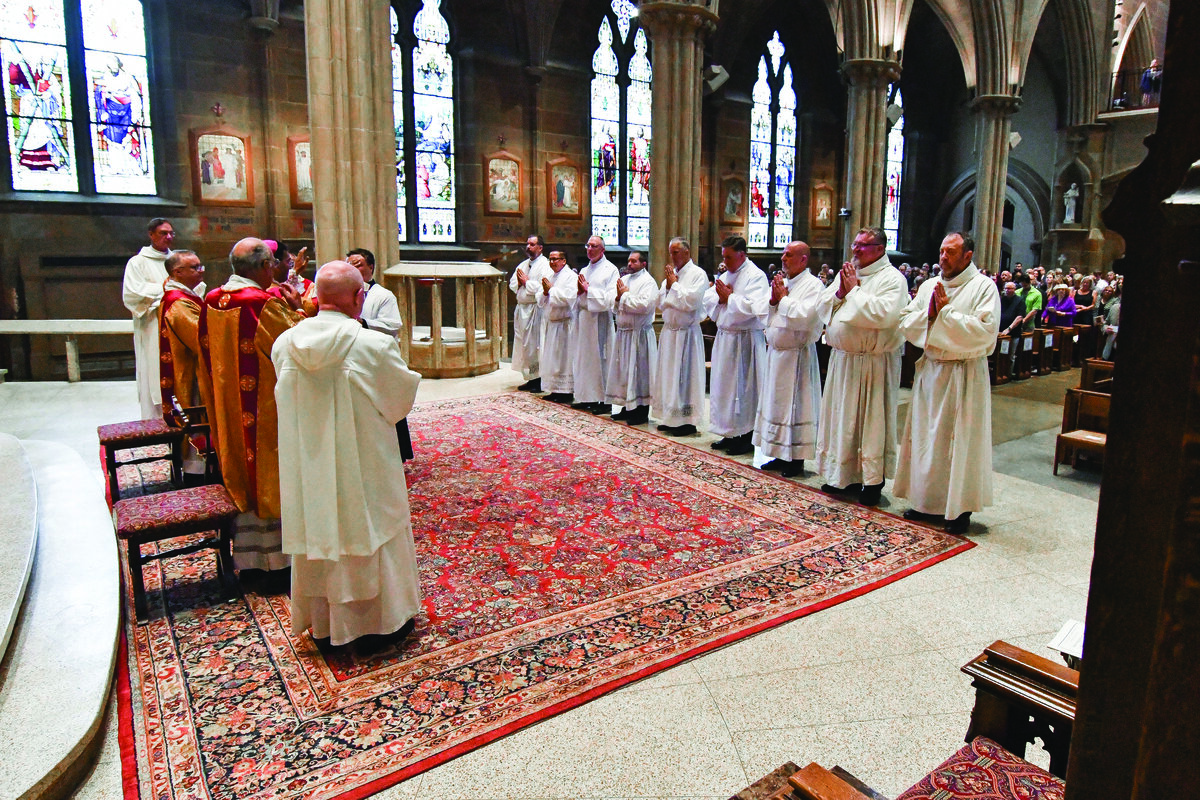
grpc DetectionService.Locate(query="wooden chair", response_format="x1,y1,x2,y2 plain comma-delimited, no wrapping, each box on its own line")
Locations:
112,484,240,623
1054,387,1110,474
167,397,220,484
763,641,1076,800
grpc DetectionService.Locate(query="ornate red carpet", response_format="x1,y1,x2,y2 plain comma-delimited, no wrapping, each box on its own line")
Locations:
117,392,972,800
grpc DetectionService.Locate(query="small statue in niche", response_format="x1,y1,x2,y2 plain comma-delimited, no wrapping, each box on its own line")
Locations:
1063,183,1080,225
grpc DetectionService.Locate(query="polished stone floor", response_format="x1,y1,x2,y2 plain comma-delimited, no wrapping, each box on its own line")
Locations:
0,366,1098,800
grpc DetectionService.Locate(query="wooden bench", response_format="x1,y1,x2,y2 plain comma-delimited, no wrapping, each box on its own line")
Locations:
1053,326,1074,372
1033,328,1056,376
0,319,133,382
763,641,1076,800
1014,331,1034,380
989,335,1013,385
1054,387,1110,474
98,418,187,502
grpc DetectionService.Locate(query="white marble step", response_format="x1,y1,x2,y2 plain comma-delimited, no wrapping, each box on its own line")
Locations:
0,434,37,663
0,439,120,800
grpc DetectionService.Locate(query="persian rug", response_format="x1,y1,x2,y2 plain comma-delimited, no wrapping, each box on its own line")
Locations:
117,392,973,800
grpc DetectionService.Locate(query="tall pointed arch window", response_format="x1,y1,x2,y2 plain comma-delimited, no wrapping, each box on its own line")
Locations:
590,0,651,247
0,0,157,195
391,0,456,244
883,85,904,247
748,33,796,249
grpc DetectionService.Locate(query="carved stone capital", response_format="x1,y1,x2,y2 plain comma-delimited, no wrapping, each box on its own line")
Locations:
841,58,901,87
970,93,1022,117
637,1,719,39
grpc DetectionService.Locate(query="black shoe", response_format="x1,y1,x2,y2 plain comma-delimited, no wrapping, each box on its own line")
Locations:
589,403,611,415
570,401,594,411
656,423,672,432
544,393,573,404
613,407,632,421
903,508,944,524
945,512,972,535
518,378,542,392
662,424,697,437
724,434,753,456
711,437,733,451
624,408,649,425
821,483,862,496
781,459,805,478
760,458,789,472
859,482,884,506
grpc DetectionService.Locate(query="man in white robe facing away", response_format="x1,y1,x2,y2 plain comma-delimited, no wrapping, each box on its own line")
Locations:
122,217,175,419
703,235,769,455
509,234,552,391
815,226,909,506
272,260,423,647
753,241,824,478
347,247,413,461
570,236,619,414
894,232,1000,535
539,251,578,403
653,237,708,437
604,250,658,425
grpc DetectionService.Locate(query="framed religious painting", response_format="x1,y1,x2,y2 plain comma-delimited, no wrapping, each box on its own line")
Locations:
288,135,313,209
811,183,834,230
483,150,523,216
546,156,582,220
719,175,746,226
189,127,254,207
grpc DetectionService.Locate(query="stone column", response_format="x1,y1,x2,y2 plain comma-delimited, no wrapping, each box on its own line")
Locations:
970,94,1021,272
638,1,718,276
841,58,900,253
304,0,399,268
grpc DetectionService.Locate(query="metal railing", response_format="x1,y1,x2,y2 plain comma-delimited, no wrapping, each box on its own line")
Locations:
1109,68,1161,112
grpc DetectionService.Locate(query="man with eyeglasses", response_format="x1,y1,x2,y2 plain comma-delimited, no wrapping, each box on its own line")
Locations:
158,250,209,477
123,217,175,418
199,237,305,573
539,251,579,403
815,226,908,506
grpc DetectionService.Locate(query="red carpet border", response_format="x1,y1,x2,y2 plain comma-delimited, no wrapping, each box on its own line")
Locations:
117,392,973,800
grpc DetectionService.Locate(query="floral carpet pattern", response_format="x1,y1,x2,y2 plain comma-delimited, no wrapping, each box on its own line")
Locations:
117,392,973,800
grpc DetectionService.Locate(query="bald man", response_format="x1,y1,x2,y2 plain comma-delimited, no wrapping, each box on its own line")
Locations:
199,237,304,572
753,241,824,477
273,261,423,647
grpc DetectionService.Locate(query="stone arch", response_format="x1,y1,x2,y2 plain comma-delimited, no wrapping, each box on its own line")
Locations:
1116,4,1155,77
915,0,976,88
930,163,1051,251
1048,0,1102,124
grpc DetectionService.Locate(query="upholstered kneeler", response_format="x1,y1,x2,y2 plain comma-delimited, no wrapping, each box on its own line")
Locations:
98,418,187,500
894,737,1065,800
113,484,240,623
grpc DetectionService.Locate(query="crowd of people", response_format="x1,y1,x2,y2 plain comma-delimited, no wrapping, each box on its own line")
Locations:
510,227,998,535
122,219,421,651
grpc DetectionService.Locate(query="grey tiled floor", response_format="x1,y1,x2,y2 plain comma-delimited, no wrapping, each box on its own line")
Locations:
0,368,1095,800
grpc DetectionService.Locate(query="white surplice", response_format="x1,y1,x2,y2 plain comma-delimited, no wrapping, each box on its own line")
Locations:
652,260,708,427
122,245,170,419
571,257,618,403
604,268,658,407
509,254,551,379
361,282,402,339
703,260,769,437
814,255,909,487
893,264,1001,519
753,269,824,461
538,266,578,393
272,310,423,646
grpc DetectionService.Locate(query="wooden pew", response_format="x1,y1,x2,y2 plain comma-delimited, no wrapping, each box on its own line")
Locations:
989,335,1012,385
1054,326,1074,371
900,341,922,389
1033,328,1056,376
1081,358,1114,392
1054,387,1110,474
1014,331,1034,380
1074,323,1096,366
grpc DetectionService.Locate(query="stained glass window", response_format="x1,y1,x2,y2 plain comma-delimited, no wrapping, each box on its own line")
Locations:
883,86,904,248
590,0,650,247
0,0,76,191
0,0,156,196
748,33,796,249
393,0,456,244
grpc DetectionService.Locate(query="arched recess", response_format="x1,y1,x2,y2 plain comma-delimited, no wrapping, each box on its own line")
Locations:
1116,4,1155,77
930,161,1051,252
